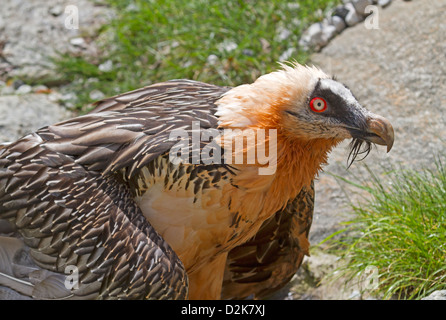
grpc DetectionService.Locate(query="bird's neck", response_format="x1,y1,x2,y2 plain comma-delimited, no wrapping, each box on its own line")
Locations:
274,136,340,199
230,135,340,219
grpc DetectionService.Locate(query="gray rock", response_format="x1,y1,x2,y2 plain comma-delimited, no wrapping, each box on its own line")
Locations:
286,3,300,10
328,15,347,33
322,24,338,43
206,54,218,65
47,91,63,103
279,48,296,61
125,3,139,12
48,5,64,16
299,23,322,50
422,290,446,300
277,27,292,41
352,0,373,16
287,250,376,300
60,92,77,102
299,22,338,51
348,290,361,300
0,14,5,31
218,40,238,53
0,85,15,96
0,94,71,143
98,60,113,72
33,84,49,92
85,77,100,85
333,5,349,21
182,60,193,68
89,89,105,101
344,2,364,26
242,49,254,57
378,0,392,7
16,84,32,95
70,37,86,47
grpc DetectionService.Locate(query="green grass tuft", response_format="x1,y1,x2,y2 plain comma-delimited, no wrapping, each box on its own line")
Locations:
53,0,341,112
327,160,446,299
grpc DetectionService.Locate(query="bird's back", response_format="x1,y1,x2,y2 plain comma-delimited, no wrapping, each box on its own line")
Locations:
0,80,230,299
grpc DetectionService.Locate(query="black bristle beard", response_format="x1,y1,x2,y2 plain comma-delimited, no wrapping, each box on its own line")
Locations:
347,139,372,169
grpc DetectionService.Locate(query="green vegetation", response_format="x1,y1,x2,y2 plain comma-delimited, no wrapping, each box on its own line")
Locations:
326,161,446,299
54,0,341,112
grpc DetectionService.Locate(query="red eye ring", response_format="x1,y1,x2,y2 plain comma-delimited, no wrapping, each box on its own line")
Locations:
310,97,327,113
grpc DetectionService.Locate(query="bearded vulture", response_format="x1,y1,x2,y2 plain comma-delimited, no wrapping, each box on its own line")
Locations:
0,62,394,300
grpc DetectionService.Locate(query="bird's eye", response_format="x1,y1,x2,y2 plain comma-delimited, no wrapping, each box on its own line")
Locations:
310,97,327,113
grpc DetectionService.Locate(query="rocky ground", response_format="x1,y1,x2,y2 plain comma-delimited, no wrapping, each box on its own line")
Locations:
0,0,444,300
291,0,446,300
0,0,112,82
0,0,113,142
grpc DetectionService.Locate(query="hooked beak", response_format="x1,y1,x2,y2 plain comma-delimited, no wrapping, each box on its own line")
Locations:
364,114,394,152
345,113,394,153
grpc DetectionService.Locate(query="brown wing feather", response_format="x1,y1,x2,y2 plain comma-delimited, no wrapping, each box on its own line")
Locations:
0,80,231,299
42,80,230,179
221,181,314,300
0,133,187,299
90,79,228,113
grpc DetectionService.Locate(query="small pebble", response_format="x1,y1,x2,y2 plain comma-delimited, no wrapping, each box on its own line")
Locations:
351,0,373,16
89,89,105,101
328,15,347,33
60,92,77,101
207,54,218,65
322,24,338,42
421,290,446,300
277,28,292,41
218,40,237,53
33,85,50,93
16,84,32,95
47,91,62,102
333,5,349,21
344,3,363,27
299,23,323,50
125,3,139,12
48,5,64,17
242,49,254,57
279,48,295,61
98,60,113,72
70,37,86,47
378,0,392,7
286,3,300,10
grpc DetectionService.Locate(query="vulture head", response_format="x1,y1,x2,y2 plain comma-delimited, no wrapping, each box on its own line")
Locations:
216,62,394,169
